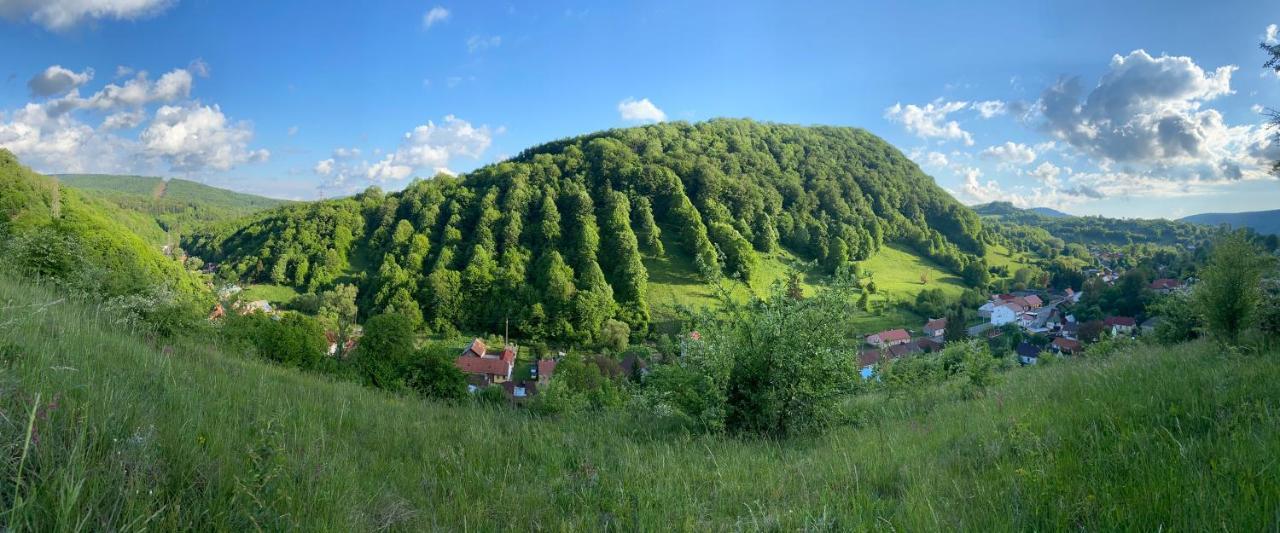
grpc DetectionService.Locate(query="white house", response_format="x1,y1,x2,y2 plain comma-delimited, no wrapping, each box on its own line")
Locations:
990,303,1020,326
978,301,996,319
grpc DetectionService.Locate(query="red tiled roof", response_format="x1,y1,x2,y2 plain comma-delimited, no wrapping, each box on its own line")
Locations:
500,345,516,362
1024,295,1043,307
1052,337,1082,351
916,338,944,352
456,355,510,377
464,338,487,358
858,349,882,367
537,359,558,379
888,343,922,358
924,318,947,331
1104,316,1136,327
874,329,911,343
1149,278,1182,290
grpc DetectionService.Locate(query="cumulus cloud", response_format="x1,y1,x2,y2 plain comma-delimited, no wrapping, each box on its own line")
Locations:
466,34,501,53
0,61,268,176
1040,50,1235,165
28,65,93,96
423,6,449,28
0,0,176,31
1267,23,1279,45
141,103,269,171
980,141,1036,165
1031,48,1280,197
618,97,666,122
314,115,493,190
884,99,974,145
100,109,145,130
973,100,1006,119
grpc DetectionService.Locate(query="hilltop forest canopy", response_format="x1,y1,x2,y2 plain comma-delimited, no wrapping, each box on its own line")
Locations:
186,119,987,343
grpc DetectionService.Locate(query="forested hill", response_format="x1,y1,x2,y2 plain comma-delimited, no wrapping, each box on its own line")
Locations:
1181,209,1280,236
185,119,987,342
55,174,289,246
0,151,206,300
975,201,1216,248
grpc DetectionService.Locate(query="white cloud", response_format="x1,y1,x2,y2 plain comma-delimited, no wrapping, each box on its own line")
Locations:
28,65,93,97
314,115,493,190
924,151,948,167
466,34,501,53
423,6,449,28
141,103,268,171
617,97,666,122
100,109,145,130
314,158,334,176
1029,161,1063,187
884,99,974,145
287,125,299,136
1267,23,1278,45
0,0,176,31
973,100,1007,119
1252,104,1266,114
980,141,1036,165
1,61,268,176
1040,50,1235,166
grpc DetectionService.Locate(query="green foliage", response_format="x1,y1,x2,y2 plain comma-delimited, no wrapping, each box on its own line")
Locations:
5,275,1280,530
598,319,630,353
221,312,328,371
186,120,989,343
648,279,858,436
1149,292,1202,344
405,349,467,401
1194,231,1274,345
353,313,418,390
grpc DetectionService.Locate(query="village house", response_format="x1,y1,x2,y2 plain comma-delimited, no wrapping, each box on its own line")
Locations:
455,338,517,390
866,328,911,348
990,302,1022,326
1149,278,1183,294
1016,341,1041,365
534,358,558,387
978,301,997,319
1104,316,1137,336
923,318,947,338
915,337,944,353
1051,337,1082,355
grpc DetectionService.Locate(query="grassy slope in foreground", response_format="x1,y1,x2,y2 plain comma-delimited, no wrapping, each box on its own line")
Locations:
2,277,1278,530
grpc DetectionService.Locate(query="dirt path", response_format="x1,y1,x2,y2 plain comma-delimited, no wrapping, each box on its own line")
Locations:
152,180,168,200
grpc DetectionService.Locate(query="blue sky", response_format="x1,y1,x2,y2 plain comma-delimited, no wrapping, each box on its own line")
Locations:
2,0,1278,218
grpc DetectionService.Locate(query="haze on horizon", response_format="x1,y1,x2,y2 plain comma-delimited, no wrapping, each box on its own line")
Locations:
2,0,1279,219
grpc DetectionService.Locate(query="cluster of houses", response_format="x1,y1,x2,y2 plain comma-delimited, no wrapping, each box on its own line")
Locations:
857,274,1180,376
454,338,558,401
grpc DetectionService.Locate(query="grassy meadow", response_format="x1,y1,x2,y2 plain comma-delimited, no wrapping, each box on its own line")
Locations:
2,275,1278,530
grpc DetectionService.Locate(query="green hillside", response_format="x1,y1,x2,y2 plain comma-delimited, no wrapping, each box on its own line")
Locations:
1182,208,1280,236
185,119,988,343
0,151,207,301
2,275,1276,530
55,174,289,246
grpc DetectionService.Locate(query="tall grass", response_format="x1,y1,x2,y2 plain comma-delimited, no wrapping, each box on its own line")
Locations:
1,276,1278,530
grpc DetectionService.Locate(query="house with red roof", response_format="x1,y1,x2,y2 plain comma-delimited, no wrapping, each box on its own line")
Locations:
866,328,911,348
923,318,947,338
1104,316,1137,336
455,338,516,388
535,358,558,386
1051,337,1082,355
1149,278,1183,293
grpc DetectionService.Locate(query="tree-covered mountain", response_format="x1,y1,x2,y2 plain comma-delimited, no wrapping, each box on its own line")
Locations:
974,201,1216,249
55,174,289,246
185,119,988,342
0,151,206,301
1029,207,1072,218
1181,208,1280,236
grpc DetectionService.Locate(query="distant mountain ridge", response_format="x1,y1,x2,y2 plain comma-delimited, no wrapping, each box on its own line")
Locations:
972,202,1071,218
54,174,289,246
1180,209,1280,236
